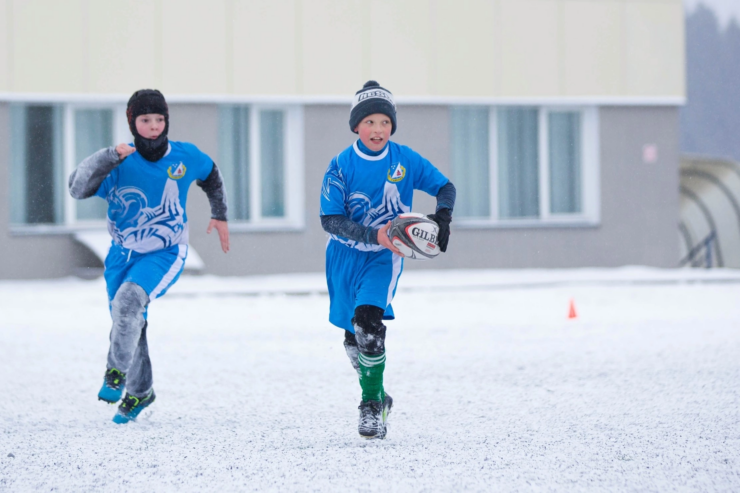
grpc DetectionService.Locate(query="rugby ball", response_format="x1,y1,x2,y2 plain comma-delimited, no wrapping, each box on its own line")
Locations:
388,212,440,260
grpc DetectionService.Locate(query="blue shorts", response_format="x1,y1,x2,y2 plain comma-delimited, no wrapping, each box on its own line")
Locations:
325,240,404,333
104,243,188,316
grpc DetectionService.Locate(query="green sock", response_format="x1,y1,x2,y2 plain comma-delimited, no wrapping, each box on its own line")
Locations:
358,352,386,402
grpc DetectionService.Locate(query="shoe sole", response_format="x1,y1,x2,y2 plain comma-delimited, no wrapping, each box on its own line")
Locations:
359,425,387,440
98,396,119,404
361,423,387,440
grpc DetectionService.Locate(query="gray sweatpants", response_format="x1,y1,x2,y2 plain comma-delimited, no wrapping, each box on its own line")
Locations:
106,282,152,397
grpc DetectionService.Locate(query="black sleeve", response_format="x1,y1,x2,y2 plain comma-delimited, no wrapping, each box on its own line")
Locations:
435,180,456,213
321,215,380,245
68,146,122,199
196,163,228,221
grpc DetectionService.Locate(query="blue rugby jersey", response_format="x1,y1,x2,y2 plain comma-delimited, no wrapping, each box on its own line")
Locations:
320,140,449,252
95,142,214,253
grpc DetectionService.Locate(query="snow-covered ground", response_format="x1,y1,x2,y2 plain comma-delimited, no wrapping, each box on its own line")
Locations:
1,268,739,492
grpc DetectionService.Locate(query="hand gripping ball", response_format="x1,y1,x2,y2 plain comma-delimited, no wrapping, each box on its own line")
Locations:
387,212,441,260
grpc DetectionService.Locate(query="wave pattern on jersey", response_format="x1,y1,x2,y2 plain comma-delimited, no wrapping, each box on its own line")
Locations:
106,179,187,253
340,182,410,252
321,159,346,205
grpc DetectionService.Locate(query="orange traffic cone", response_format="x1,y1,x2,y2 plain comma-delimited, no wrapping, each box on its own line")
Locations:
568,299,578,319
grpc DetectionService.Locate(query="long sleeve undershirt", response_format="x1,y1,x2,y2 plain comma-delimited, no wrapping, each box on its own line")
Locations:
68,146,123,200
196,163,228,221
68,146,229,221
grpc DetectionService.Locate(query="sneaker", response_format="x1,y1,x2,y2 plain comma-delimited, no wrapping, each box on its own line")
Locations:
98,368,126,403
112,389,156,424
358,393,393,439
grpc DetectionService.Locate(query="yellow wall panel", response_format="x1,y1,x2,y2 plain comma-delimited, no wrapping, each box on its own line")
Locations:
233,0,298,95
11,0,85,93
300,0,364,95
0,0,9,91
562,1,623,96
433,0,497,97
161,0,229,94
0,0,685,99
368,0,432,96
624,2,685,97
498,0,560,97
87,1,160,94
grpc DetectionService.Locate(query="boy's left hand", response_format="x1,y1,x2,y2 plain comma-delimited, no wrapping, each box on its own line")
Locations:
207,219,230,253
427,208,452,252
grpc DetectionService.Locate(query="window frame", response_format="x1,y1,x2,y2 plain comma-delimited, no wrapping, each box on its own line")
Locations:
219,103,305,232
9,100,306,235
9,100,128,235
456,105,600,228
8,102,128,233
63,103,130,229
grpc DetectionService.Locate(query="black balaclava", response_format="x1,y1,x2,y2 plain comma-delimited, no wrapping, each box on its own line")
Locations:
349,80,397,135
126,89,170,162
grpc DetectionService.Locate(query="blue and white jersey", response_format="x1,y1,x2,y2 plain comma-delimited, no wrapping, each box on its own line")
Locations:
95,141,214,254
320,140,449,252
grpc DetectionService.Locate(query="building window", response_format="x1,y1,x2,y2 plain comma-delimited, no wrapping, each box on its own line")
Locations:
10,104,64,225
548,111,582,215
219,104,304,229
451,106,598,225
497,107,540,219
450,107,490,218
10,103,128,228
74,109,114,221
259,110,286,218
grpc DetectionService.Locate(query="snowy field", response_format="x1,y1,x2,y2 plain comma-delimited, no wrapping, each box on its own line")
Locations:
1,267,740,492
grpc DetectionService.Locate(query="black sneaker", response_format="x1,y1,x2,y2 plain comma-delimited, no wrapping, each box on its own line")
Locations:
98,368,126,403
112,389,156,424
358,393,393,439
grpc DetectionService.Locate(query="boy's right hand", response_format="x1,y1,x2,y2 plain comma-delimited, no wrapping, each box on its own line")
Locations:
377,221,404,257
115,143,136,160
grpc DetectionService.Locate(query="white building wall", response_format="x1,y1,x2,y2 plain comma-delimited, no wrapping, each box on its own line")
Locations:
0,0,685,100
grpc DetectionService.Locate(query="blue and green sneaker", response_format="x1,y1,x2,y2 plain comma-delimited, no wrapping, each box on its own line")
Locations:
98,368,126,403
112,389,156,424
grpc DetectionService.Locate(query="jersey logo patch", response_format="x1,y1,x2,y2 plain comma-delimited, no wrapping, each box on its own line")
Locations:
167,162,187,180
387,163,406,183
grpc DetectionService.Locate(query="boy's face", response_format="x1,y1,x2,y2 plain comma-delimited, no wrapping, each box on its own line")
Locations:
354,113,392,152
135,113,166,139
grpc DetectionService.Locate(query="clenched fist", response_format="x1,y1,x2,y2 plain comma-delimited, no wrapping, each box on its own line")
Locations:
116,143,136,160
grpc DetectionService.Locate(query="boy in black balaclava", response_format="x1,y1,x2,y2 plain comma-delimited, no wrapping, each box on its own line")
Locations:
126,89,171,162
69,88,230,424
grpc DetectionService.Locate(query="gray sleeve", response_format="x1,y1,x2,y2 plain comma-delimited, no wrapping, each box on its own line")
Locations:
68,146,122,199
196,163,228,221
435,180,456,213
321,215,380,245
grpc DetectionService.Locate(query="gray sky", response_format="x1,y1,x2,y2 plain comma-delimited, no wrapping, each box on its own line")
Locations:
685,0,740,28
